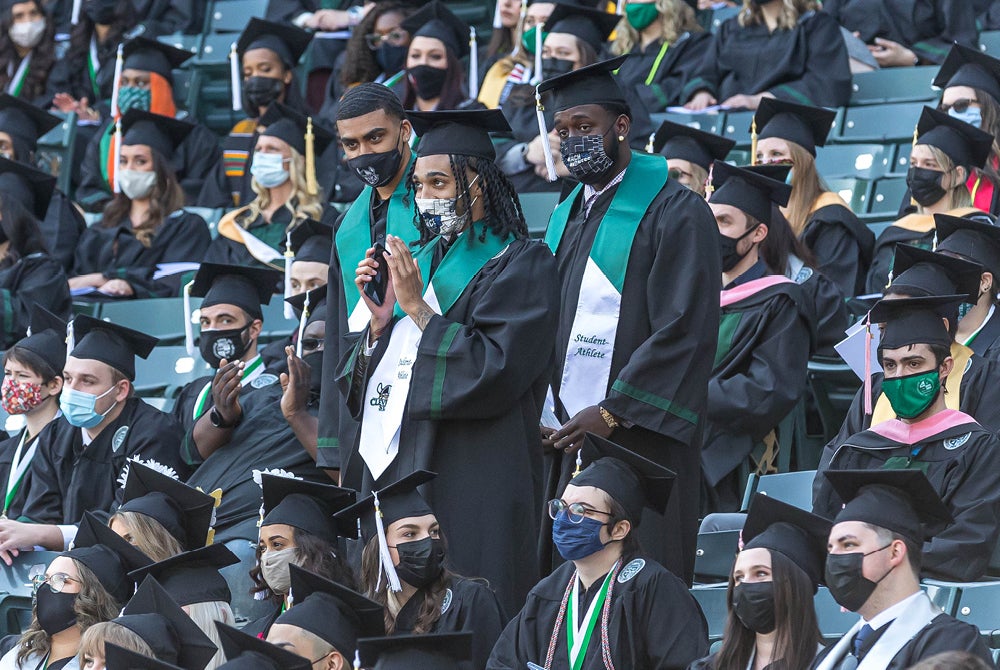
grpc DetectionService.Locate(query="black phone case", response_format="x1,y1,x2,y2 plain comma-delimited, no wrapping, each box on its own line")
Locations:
364,244,389,306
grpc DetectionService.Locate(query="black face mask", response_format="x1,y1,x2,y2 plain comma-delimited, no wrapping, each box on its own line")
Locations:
720,223,760,272
35,585,78,636
732,581,776,634
303,351,324,400
393,536,445,588
408,64,448,100
560,125,619,185
347,130,404,188
199,325,251,369
85,0,117,24
242,76,285,114
906,166,948,207
825,546,893,612
376,44,408,75
542,57,574,78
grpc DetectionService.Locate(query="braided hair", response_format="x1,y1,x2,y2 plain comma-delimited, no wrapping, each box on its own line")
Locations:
337,81,406,123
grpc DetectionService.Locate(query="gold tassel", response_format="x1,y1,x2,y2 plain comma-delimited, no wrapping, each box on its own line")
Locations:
305,116,318,196
750,117,758,166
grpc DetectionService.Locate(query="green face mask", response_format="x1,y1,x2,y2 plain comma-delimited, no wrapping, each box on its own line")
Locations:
521,26,548,55
626,3,660,31
881,368,941,420
118,86,151,113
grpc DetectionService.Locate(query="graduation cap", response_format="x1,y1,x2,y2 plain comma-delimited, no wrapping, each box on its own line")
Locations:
708,161,792,225
358,633,473,670
824,469,953,544
260,474,356,544
933,42,1000,104
215,622,310,670
68,313,157,381
651,120,735,170
120,110,193,162
275,565,384,658
119,461,215,551
868,294,967,350
122,37,194,84
0,93,61,157
886,243,983,302
753,98,836,157
935,212,1000,279
259,102,334,196
190,263,280,320
287,219,333,265
537,54,629,112
401,1,471,59
128,544,239,607
542,3,621,52
236,18,313,67
16,304,67,373
0,155,55,219
285,284,328,357
408,109,511,161
742,494,831,591
116,576,219,670
105,643,183,670
915,105,993,169
570,434,675,524
66,511,152,603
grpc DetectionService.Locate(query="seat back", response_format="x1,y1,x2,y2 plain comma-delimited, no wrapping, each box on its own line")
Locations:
133,346,212,397
868,178,909,217
98,297,198,346
806,358,861,445
649,111,726,136
741,470,817,511
694,529,740,584
815,144,892,181
518,191,560,239
206,0,268,33
849,66,940,105
837,103,924,143
951,582,1000,636
36,112,76,194
690,586,730,642
815,586,859,642
826,177,870,214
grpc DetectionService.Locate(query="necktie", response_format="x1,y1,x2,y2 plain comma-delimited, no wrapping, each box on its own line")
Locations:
852,623,875,660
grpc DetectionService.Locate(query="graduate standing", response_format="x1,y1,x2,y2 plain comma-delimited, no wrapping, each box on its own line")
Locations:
539,56,721,583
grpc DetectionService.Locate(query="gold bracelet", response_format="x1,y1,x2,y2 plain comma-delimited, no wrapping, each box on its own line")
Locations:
598,406,619,430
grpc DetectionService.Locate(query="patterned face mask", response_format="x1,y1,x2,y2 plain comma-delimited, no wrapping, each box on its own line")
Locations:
1,377,45,415
117,86,151,114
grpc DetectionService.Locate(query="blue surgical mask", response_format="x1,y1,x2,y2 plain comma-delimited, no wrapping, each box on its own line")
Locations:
552,511,608,561
250,152,290,188
949,106,983,129
60,385,118,429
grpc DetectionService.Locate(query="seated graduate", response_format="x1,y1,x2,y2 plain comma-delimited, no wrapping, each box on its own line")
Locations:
359,632,473,670
867,107,993,294
265,566,383,670
334,471,507,670
812,469,994,669
397,1,478,113
688,495,830,670
753,98,874,298
279,286,327,461
213,622,309,670
243,475,358,640
649,120,735,197
813,296,1000,582
0,306,65,523
488,436,709,670
477,0,554,111
0,0,57,107
69,110,210,300
702,163,812,512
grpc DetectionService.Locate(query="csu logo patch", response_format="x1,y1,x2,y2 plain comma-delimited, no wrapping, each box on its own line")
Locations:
917,377,935,395
441,588,453,613
618,558,645,583
112,426,129,452
944,432,972,450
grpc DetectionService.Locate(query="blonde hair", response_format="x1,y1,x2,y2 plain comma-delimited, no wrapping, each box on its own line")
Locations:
109,511,185,562
783,141,828,235
244,147,324,227
78,622,154,666
917,145,972,212
185,601,235,670
738,0,819,29
612,0,701,55
687,162,709,197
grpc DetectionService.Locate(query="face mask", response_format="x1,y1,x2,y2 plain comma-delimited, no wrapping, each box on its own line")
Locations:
392,536,445,588
117,86,151,114
416,174,479,237
250,152,290,189
520,26,548,55
625,3,660,31
260,547,298,595
408,64,448,100
242,76,284,112
35,584,78,635
84,0,117,24
552,510,608,561
561,126,618,185
541,57,574,78
60,385,117,429
1,377,45,415
118,169,157,200
948,106,983,129
9,19,45,49
906,166,948,207
347,131,404,188
732,581,776,633
303,351,323,398
880,368,941,420
959,299,977,320
720,223,760,273
825,546,893,612
375,43,407,74
199,325,251,369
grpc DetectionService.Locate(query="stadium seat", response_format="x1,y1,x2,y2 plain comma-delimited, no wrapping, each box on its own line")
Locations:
649,111,725,136
689,586,729,642
815,587,858,642
195,32,237,66
890,142,912,177
218,520,277,626
142,396,176,413
157,32,202,54
722,110,754,148
694,529,740,584
867,219,893,239
950,582,1000,640
708,5,739,32
0,552,59,636
981,31,1000,56
35,111,76,194
724,149,750,165
815,144,892,181
133,346,212,397
260,298,300,342
806,357,861,446
206,0,269,33
836,102,924,144
868,178,908,217
184,206,224,238
849,66,940,106
740,470,817,512
825,177,870,214
97,297,197,346
519,191,559,239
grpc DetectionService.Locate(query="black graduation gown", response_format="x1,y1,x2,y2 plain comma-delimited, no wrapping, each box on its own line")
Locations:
616,32,713,114
866,225,933,295
339,237,559,615
682,10,851,108
801,202,874,299
814,410,1000,581
0,252,71,349
260,337,292,377
547,176,721,585
0,422,59,520
19,398,187,525
170,364,279,433
201,207,319,271
793,264,849,358
70,211,211,299
40,191,87,273
45,33,116,105
130,0,198,36
487,557,709,670
820,0,978,64
967,310,1000,361
688,654,787,670
241,606,281,640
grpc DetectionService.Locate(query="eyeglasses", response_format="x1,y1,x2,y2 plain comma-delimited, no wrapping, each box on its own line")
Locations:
547,498,612,523
31,573,81,597
365,30,408,50
940,98,979,114
668,167,693,181
301,337,324,352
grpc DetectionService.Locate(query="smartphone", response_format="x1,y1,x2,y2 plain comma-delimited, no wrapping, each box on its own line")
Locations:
364,243,389,307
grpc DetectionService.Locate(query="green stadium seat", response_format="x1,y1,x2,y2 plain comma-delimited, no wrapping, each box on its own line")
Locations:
35,111,76,194
890,142,912,177
922,580,961,617
133,346,213,397
690,586,729,642
97,297,198,346
171,68,198,112
981,31,1000,57
721,110,754,148
649,111,725,136
740,470,817,512
157,32,202,54
849,66,940,105
815,144,892,181
694,529,740,584
143,396,177,413
836,102,924,143
868,178,908,217
724,149,751,165
206,0,268,33
260,297,299,342
708,5,739,32
0,552,59,636
807,357,860,446
518,192,559,239
868,219,893,239
825,177,870,214
184,206,224,238
950,582,1000,638
815,587,859,642
195,32,237,66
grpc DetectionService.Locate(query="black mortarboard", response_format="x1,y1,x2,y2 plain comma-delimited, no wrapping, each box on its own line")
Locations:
105,643,183,670
287,219,333,265
117,576,218,670
128,544,239,606
335,471,436,543
17,305,66,372
122,37,193,84
754,98,836,156
916,105,993,169
742,494,831,591
190,263,281,321
934,42,1000,104
260,475,356,544
401,1,470,58
215,623,310,670
868,294,967,350
119,462,215,551
825,469,953,544
0,93,61,156
0,155,55,219
708,161,792,225
276,565,384,656
259,102,334,157
935,213,1000,279
358,633,473,670
69,314,158,381
652,120,735,170
408,109,511,161
570,434,675,523
284,285,328,323
887,243,983,302
537,55,629,112
66,511,152,603
237,18,313,67
542,3,621,52
121,110,193,161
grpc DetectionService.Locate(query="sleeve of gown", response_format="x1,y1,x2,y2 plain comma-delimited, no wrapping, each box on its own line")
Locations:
136,0,193,36
865,232,895,295
110,215,211,298
196,159,234,209
176,125,224,206
807,217,868,298
265,0,313,23
408,242,559,421
633,33,712,112
640,572,710,669
910,0,977,64
317,248,350,468
42,194,87,272
18,433,66,524
766,12,851,108
681,29,722,102
0,257,70,348
812,379,877,516
457,583,508,670
804,273,849,356
75,127,113,213
485,608,534,670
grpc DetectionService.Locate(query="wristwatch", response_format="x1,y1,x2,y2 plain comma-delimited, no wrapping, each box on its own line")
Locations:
210,407,240,429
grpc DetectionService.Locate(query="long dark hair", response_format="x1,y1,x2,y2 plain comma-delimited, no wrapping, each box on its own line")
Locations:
0,0,55,103
714,550,821,670
0,191,47,267
967,86,1000,191
65,0,135,88
100,147,184,246
248,527,358,603
401,47,466,111
339,2,412,89
758,206,817,276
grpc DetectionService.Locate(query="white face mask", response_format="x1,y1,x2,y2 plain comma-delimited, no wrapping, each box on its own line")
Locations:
118,168,157,200
9,19,45,49
250,151,290,188
415,175,479,237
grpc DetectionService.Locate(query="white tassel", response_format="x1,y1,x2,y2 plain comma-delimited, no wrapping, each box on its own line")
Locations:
283,231,295,320
110,43,124,119
492,1,503,29
71,0,82,25
535,88,556,182
230,43,242,112
113,118,122,194
469,27,479,100
511,0,527,58
373,491,402,593
66,319,74,360
353,650,361,670
616,0,626,13
531,24,543,85
295,291,310,358
646,131,656,153
183,280,195,357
